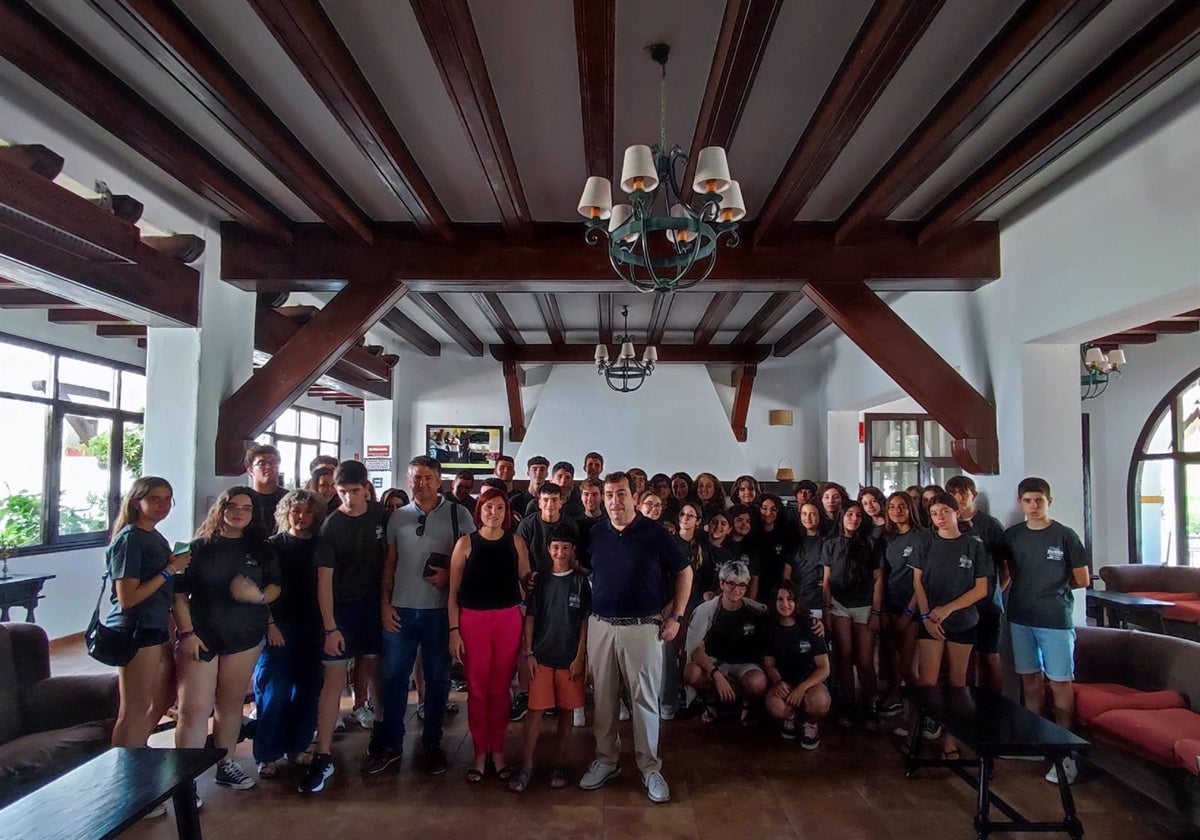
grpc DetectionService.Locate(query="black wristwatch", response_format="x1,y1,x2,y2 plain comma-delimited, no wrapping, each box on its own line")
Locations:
671,614,684,623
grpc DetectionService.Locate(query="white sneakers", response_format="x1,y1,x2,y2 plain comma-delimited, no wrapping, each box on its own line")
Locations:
643,770,670,803
573,707,587,727
578,760,620,790
349,704,375,728
1045,756,1078,785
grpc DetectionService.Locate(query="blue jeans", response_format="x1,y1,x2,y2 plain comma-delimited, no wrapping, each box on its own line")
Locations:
252,621,322,763
380,607,450,751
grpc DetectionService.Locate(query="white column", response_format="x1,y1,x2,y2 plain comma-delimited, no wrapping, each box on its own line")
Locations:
363,399,397,491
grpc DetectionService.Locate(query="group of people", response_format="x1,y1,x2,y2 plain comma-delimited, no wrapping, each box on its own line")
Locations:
101,445,1091,811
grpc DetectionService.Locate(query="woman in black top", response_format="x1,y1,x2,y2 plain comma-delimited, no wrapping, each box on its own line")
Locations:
448,487,531,781
858,487,887,542
703,512,735,601
174,486,281,791
664,471,696,524
784,502,825,620
749,494,796,603
821,502,883,727
817,482,847,537
731,475,760,508
763,581,830,746
663,501,708,719
694,472,727,523
878,492,929,719
252,489,326,777
106,477,190,750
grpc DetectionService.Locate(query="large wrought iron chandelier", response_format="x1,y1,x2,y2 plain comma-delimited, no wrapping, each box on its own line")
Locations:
576,44,744,293
595,305,657,393
1081,343,1127,400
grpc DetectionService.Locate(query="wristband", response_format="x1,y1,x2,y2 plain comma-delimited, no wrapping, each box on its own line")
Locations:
870,609,882,617
521,651,533,658
919,613,931,621
904,607,918,618
323,627,340,636
160,569,172,582
670,614,684,623
177,630,194,641
449,626,460,633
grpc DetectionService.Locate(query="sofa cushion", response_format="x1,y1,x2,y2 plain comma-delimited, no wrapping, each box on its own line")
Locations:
1073,682,1187,725
0,721,111,794
1091,708,1200,766
1176,739,1200,776
1130,591,1199,603
1164,601,1200,624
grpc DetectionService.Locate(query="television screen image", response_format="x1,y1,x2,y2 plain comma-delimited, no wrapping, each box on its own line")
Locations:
425,425,503,474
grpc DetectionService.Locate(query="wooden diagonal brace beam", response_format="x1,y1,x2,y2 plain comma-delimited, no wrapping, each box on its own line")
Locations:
731,363,757,443
503,360,526,442
255,308,395,387
217,280,406,473
804,280,998,473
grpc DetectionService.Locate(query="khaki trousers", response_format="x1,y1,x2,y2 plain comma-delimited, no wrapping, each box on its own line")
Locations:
587,616,664,775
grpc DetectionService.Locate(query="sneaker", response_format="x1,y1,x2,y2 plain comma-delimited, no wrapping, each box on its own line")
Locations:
892,723,911,738
299,754,335,793
880,699,904,717
423,746,448,776
449,675,467,692
659,705,676,721
801,722,820,750
361,747,402,776
215,760,255,790
544,708,558,718
578,760,620,790
416,702,426,721
921,718,944,740
510,692,529,722
1045,756,1078,785
619,701,631,722
143,803,167,819
350,704,375,729
780,715,797,740
642,770,671,803
573,708,586,728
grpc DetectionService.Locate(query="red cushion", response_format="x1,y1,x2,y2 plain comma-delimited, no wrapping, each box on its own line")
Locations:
1091,708,1200,766
1164,601,1200,623
1072,683,1187,725
1176,739,1200,776
1130,591,1198,602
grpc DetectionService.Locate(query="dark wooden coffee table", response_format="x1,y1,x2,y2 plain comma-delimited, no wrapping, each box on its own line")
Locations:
0,573,55,621
1086,589,1173,633
904,687,1091,840
0,747,224,840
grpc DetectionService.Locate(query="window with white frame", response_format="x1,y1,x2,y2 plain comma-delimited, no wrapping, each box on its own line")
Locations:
0,334,145,552
864,414,958,495
257,406,341,489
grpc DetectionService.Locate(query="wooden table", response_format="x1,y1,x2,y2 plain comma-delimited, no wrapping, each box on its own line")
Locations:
0,573,55,621
0,747,224,840
904,687,1091,840
1086,589,1173,633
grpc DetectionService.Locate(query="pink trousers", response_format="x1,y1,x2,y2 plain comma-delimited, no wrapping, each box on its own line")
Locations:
459,605,522,756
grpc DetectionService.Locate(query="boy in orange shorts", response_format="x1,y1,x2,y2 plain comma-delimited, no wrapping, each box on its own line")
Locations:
510,526,591,792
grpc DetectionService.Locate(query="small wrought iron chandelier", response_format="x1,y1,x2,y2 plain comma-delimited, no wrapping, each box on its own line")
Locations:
576,43,744,293
1081,343,1127,400
595,305,657,393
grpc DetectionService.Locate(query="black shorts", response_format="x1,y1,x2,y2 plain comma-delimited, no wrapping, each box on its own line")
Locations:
323,597,382,663
918,622,976,646
134,628,170,648
974,611,1003,655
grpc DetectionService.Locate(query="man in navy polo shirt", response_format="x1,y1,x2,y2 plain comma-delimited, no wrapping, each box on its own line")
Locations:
578,471,691,803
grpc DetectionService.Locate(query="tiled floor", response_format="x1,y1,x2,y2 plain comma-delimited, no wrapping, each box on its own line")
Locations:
52,642,1193,839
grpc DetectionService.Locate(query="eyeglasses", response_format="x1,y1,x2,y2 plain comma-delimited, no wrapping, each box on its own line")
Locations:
641,502,663,511
252,459,280,469
721,580,748,590
416,514,427,537
225,504,254,513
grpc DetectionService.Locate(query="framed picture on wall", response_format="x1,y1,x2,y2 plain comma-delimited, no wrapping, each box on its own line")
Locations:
424,425,503,475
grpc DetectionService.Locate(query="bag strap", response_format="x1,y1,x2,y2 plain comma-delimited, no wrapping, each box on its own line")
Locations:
450,500,461,544
90,570,111,619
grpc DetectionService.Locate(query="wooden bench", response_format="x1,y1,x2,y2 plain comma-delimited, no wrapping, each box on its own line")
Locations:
904,687,1091,840
0,747,224,840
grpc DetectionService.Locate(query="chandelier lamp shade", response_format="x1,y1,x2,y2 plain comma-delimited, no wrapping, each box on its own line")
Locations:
1081,343,1127,400
596,305,657,393
577,44,742,293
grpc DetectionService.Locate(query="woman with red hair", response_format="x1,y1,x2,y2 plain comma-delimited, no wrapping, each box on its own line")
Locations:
448,486,531,782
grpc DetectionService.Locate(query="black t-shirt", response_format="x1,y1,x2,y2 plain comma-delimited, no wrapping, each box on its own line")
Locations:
960,512,1007,615
515,514,580,577
509,489,533,518
789,534,825,612
268,532,319,627
104,525,173,632
883,528,931,611
726,536,755,571
528,569,592,669
176,535,279,655
248,487,287,536
912,533,990,634
766,621,829,685
822,535,876,608
704,601,766,664
699,541,731,599
458,532,523,611
574,512,606,571
314,502,388,602
1004,521,1089,629
750,525,797,605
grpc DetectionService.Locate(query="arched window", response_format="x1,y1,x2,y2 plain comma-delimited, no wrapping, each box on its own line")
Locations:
1129,368,1200,565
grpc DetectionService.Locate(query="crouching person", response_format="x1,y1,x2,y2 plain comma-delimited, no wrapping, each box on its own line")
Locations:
763,581,830,748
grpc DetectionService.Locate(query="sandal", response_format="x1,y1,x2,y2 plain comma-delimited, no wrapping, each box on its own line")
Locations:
257,761,279,779
495,764,513,781
466,767,485,784
701,704,719,724
508,768,532,793
549,766,567,789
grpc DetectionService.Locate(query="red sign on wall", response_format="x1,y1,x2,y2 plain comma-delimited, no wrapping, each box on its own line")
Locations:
366,445,390,458
858,422,865,444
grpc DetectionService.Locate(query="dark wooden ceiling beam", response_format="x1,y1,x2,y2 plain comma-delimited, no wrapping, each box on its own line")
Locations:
533,293,567,345
490,344,772,365
218,280,405,473
248,0,452,241
731,363,757,443
221,220,1000,291
683,0,784,198
646,292,674,345
773,309,833,356
471,293,524,346
597,293,613,344
754,0,946,246
0,289,85,309
919,0,1200,244
1093,332,1158,345
836,0,1107,244
378,308,441,357
733,292,804,344
1127,319,1199,334
47,309,131,325
255,307,395,391
0,144,65,179
86,0,371,243
574,0,615,181
95,324,147,338
0,1,291,243
805,280,998,473
693,292,742,345
503,360,527,442
410,292,485,356
410,0,531,237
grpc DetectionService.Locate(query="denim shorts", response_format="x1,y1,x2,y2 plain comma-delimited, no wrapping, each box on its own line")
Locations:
323,597,382,663
1009,622,1075,682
